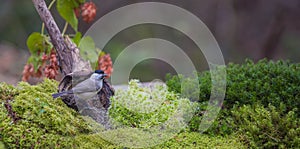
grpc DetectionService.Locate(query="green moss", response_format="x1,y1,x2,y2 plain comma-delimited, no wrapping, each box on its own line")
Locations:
109,80,197,129
74,134,118,149
152,132,246,149
0,82,18,101
166,59,300,111
73,130,246,149
2,59,299,148
0,79,97,148
0,141,5,149
166,59,300,147
0,79,246,148
229,104,300,148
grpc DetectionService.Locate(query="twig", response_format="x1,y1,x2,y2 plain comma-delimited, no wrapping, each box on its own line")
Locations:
62,22,69,36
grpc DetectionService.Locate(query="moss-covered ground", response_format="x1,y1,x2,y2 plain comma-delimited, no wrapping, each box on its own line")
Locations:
0,79,245,148
1,59,299,148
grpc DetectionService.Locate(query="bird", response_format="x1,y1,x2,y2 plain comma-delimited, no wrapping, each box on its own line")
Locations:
52,70,107,99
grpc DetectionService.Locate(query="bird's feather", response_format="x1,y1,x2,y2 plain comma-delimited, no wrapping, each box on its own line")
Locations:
58,71,93,92
71,78,102,93
52,90,73,98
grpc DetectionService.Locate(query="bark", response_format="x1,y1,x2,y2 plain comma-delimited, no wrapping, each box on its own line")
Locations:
32,0,92,74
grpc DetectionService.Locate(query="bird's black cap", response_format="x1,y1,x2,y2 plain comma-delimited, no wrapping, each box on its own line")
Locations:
94,70,104,74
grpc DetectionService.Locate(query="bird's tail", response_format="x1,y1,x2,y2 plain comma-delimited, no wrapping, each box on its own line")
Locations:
52,92,68,98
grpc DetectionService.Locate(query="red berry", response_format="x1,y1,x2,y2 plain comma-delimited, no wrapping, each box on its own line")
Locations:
97,54,113,78
81,2,97,23
42,54,48,61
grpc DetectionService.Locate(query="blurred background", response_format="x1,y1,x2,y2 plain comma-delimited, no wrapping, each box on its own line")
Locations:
0,0,299,84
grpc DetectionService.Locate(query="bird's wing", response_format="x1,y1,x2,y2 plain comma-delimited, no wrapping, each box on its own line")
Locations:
72,79,99,93
58,71,93,92
71,71,93,84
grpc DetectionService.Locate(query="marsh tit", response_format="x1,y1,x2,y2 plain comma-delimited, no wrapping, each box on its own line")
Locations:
52,70,107,99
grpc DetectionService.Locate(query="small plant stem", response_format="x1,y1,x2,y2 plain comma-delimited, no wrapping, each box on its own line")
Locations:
62,22,68,36
48,0,56,9
41,23,45,35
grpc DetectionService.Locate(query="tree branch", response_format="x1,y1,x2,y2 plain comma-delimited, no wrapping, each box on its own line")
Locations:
32,0,73,75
